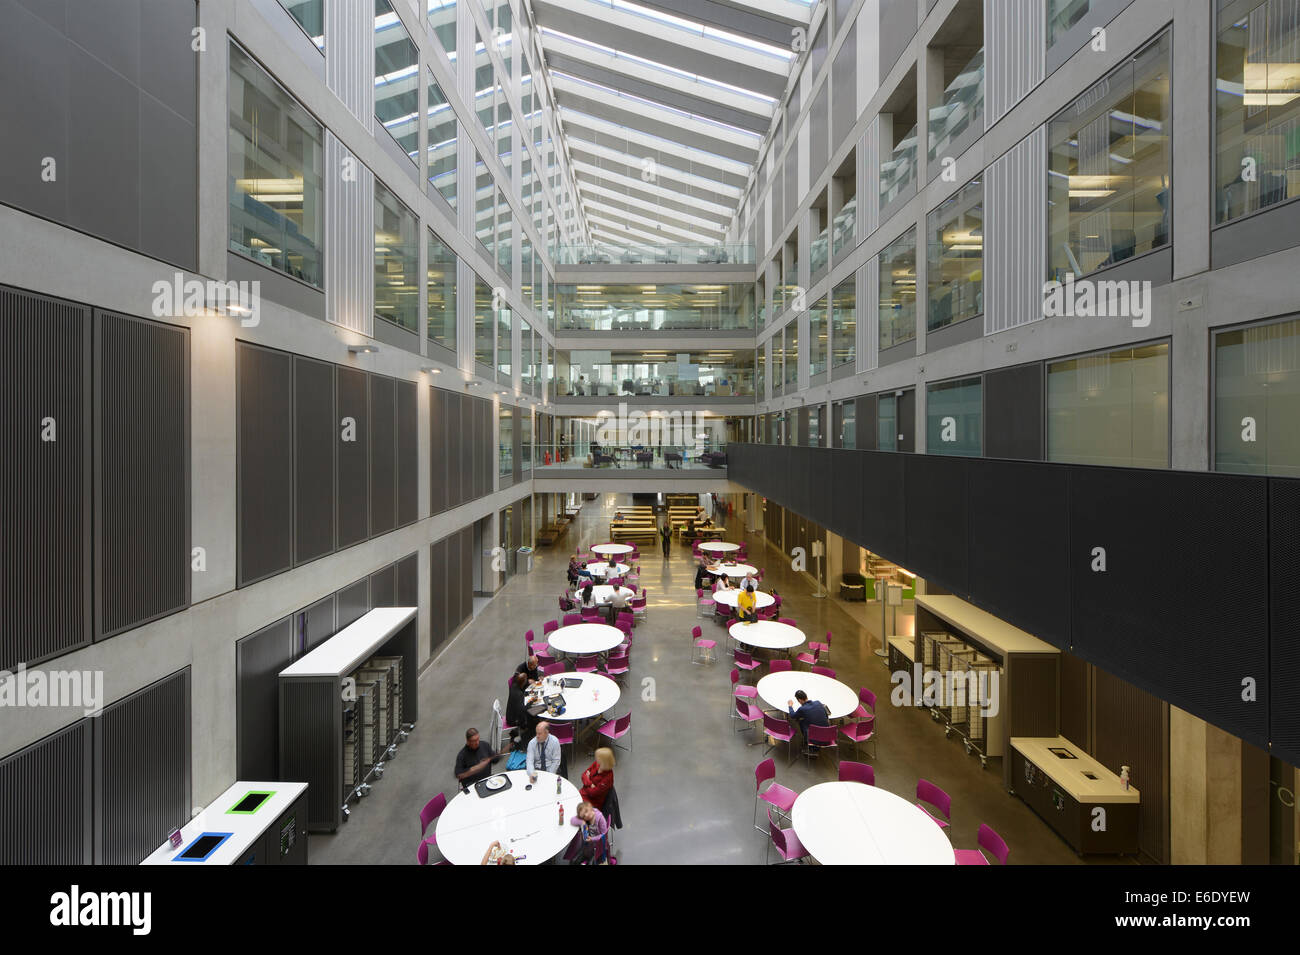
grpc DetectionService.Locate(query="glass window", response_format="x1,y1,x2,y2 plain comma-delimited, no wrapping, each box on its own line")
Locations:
757,344,766,401
1047,0,1090,47
427,0,456,59
374,0,419,164
840,399,856,449
1215,316,1300,476
497,305,512,381
1048,32,1171,281
555,283,756,331
374,179,418,332
927,177,984,331
832,276,856,367
879,228,917,351
497,83,512,178
228,42,324,288
499,406,513,477
1047,343,1169,467
474,274,494,368
881,122,918,207
520,318,534,393
278,0,324,50
427,69,457,208
877,393,898,451
496,188,512,277
809,295,827,377
1215,0,1300,224
475,151,494,260
926,377,982,456
427,230,457,351
833,175,857,256
928,48,984,163
784,320,799,389
475,28,494,137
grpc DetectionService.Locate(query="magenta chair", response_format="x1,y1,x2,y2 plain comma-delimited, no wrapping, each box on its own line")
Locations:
767,808,808,864
734,649,761,679
550,721,575,748
594,712,632,753
808,630,831,662
536,652,557,667
563,613,582,626
692,635,717,665
616,610,635,631
794,644,819,668
419,792,447,837
541,661,567,677
417,837,436,866
839,761,875,786
734,697,764,736
811,665,837,679
956,823,1009,865
604,653,630,682
777,617,797,627
768,659,793,673
763,713,796,766
581,608,602,623
852,687,878,721
575,654,600,673
840,716,876,761
804,724,840,767
730,668,758,719
690,624,703,647
916,778,953,829
754,758,798,832
543,619,559,636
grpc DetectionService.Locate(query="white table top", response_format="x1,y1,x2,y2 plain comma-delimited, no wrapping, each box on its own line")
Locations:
708,562,758,578
756,671,859,719
548,623,625,655
712,588,775,609
590,585,635,607
591,543,634,557
729,620,805,650
279,607,415,678
698,541,740,553
584,561,630,577
435,771,582,866
791,782,955,866
141,780,309,865
527,672,620,722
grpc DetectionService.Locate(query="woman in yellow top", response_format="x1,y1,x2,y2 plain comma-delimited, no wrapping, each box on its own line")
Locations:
736,583,758,623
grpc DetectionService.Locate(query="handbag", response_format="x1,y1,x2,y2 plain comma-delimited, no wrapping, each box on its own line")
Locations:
506,750,527,771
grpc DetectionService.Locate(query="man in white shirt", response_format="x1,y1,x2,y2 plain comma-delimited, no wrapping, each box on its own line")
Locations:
527,721,563,781
605,585,632,625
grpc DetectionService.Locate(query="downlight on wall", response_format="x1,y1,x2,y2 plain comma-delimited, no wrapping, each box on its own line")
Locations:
348,344,378,355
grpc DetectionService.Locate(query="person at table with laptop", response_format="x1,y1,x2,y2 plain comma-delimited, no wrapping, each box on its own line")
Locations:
455,727,504,787
787,691,830,748
516,654,542,685
527,721,563,781
507,672,539,737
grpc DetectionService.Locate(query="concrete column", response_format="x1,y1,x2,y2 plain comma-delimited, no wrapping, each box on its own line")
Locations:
1170,706,1255,864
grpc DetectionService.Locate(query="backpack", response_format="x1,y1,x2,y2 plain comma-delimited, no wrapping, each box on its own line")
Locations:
506,750,527,771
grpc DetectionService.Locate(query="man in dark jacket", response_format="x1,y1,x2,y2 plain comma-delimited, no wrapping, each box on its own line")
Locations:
787,690,830,745
506,671,536,736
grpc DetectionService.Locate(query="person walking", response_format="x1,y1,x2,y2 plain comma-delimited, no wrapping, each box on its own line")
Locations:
659,521,671,560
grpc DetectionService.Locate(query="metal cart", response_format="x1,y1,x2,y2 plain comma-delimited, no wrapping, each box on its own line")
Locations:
960,655,1001,768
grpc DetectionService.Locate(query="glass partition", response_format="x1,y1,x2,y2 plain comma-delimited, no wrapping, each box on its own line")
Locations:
1214,316,1300,476
927,48,984,163
427,70,457,208
784,320,799,389
427,230,457,351
553,350,755,397
809,295,827,377
879,228,917,350
496,305,512,381
548,243,755,265
832,275,856,367
427,0,456,58
374,0,419,163
926,376,983,456
474,274,494,368
881,123,919,207
555,283,755,331
499,406,513,477
1047,343,1169,467
279,0,324,49
374,179,419,332
926,177,983,331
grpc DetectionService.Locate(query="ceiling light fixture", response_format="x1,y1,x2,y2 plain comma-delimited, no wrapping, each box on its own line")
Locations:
348,344,378,354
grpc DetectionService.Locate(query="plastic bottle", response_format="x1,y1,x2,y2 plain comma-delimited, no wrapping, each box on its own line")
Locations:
557,802,564,825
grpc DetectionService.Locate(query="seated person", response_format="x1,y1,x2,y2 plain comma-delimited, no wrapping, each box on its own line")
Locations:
693,560,712,591
567,801,610,865
580,748,616,811
613,511,625,523
606,585,632,625
567,557,582,586
787,691,831,744
736,582,758,623
527,721,563,780
454,727,503,787
480,840,517,865
516,655,541,684
507,671,538,736
579,582,597,609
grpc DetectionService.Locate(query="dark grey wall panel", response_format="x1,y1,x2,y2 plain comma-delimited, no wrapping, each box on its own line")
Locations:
857,394,878,450
293,355,336,565
336,578,370,629
429,538,447,652
984,363,1043,461
460,529,473,629
466,398,479,499
397,551,418,606
829,448,863,545
237,342,294,587
1,285,90,669
967,459,1070,648
236,616,293,781
369,374,397,537
1068,468,1269,749
859,451,907,562
446,391,463,507
336,366,370,547
97,311,189,635
1269,478,1300,767
370,562,397,607
0,721,92,864
95,668,191,864
298,593,336,652
430,386,448,514
905,454,969,595
396,379,418,526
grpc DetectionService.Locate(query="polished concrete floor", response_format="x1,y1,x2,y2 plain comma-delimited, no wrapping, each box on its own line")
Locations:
312,494,1130,865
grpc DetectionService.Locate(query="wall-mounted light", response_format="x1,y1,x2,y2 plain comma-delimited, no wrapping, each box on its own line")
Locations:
420,366,442,374
348,344,378,355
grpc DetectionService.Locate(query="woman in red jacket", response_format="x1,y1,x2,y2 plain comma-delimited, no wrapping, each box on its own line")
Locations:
579,747,615,811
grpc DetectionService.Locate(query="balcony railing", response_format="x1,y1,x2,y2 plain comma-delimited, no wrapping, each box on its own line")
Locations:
551,243,756,266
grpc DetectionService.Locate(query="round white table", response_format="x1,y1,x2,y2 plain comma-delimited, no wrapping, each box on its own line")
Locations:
591,543,634,557
527,672,620,722
698,541,740,554
590,585,635,607
729,620,805,650
755,671,859,719
707,562,758,578
435,770,582,865
584,561,630,578
712,588,775,610
791,782,955,866
548,623,625,655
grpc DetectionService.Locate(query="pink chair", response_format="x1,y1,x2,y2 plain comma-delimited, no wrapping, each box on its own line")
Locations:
804,724,839,766
754,758,798,832
839,761,875,786
763,713,796,766
575,654,599,673
523,630,535,652
692,636,717,665
550,721,575,759
777,617,797,627
541,661,566,677
730,668,758,720
581,608,602,622
696,588,715,618
419,792,447,837
536,652,557,667
840,717,876,761
543,619,559,635
563,613,581,626
690,624,703,647
916,778,952,829
417,837,437,866
616,610,635,631
852,687,878,721
768,659,793,673
956,824,1009,865
757,606,778,621
808,630,831,662
604,653,630,682
811,665,837,679
734,697,764,736
767,808,808,864
595,712,632,752
734,649,761,679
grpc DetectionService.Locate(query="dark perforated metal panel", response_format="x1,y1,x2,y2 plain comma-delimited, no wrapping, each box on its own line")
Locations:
478,399,491,498
463,396,475,503
396,380,418,527
1269,478,1300,767
299,594,336,651
236,616,293,780
0,720,92,863
804,447,833,528
97,311,189,635
336,578,370,629
293,355,336,565
829,448,863,547
429,386,447,515
1069,468,1269,749
336,367,370,548
905,455,969,594
95,668,191,864
983,363,1043,461
370,562,397,607
446,391,463,507
397,551,418,605
237,342,293,587
369,374,396,537
278,680,339,831
1093,668,1169,864
0,285,90,669
967,459,1069,648
859,450,906,564
856,395,877,450
429,538,447,651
